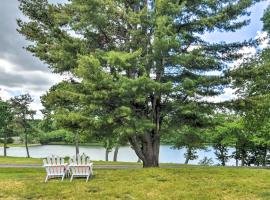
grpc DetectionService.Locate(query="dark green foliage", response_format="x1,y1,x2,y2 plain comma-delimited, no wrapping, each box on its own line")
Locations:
6,137,14,144
166,125,206,164
38,129,73,145
209,114,236,166
18,0,260,167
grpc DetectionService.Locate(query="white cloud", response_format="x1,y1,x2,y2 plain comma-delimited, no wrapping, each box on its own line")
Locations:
0,58,17,72
0,57,65,119
0,88,12,101
205,88,237,103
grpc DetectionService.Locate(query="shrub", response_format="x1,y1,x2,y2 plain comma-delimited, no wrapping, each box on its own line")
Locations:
0,138,14,144
38,129,73,144
7,137,14,144
198,157,214,166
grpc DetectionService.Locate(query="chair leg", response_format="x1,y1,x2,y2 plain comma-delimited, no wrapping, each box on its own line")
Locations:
70,174,74,182
86,174,90,182
45,175,49,183
61,174,65,181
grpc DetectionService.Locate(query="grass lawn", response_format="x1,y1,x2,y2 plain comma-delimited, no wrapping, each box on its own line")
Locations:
0,156,42,165
0,156,191,167
0,156,143,166
0,167,269,199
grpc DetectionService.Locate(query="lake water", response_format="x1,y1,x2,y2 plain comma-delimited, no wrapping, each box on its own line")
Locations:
0,145,236,166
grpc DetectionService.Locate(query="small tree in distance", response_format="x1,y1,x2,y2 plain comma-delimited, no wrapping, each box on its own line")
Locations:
10,94,36,158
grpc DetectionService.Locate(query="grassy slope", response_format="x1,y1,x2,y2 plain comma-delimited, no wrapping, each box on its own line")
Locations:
0,167,269,199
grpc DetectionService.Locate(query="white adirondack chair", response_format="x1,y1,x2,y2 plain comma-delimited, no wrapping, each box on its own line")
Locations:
42,155,68,182
69,154,93,182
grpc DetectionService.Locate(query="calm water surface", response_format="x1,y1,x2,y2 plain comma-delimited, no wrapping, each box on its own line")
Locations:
0,145,236,165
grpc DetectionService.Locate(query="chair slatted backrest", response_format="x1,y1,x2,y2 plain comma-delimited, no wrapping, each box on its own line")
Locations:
43,159,50,174
69,154,92,176
43,155,66,175
69,156,76,175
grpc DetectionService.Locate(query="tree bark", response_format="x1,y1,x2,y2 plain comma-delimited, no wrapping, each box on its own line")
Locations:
184,157,190,165
235,147,238,167
184,147,191,164
262,148,267,167
75,131,79,159
129,133,160,167
25,132,30,158
220,148,225,166
113,146,119,162
3,131,7,157
241,149,245,166
105,148,110,161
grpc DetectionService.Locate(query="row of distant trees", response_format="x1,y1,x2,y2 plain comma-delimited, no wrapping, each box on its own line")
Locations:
0,94,124,161
164,114,270,167
1,92,269,167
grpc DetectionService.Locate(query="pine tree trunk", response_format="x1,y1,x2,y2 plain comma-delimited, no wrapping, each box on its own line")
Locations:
105,148,110,161
3,131,7,157
221,148,225,166
241,149,245,166
235,147,238,167
262,148,267,167
113,146,119,162
75,131,79,158
221,159,225,166
185,147,191,164
184,157,190,165
129,133,160,168
25,132,30,158
142,142,159,167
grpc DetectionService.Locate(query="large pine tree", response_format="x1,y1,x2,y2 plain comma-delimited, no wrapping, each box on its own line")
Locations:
18,0,260,167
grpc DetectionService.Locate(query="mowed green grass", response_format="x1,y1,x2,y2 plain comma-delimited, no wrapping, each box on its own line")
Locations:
0,166,269,200
0,156,42,164
0,156,143,166
0,156,190,167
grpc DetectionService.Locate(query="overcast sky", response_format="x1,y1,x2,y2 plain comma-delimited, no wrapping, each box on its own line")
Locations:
0,0,269,118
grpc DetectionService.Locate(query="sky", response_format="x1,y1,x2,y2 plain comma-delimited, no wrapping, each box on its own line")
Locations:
0,0,269,118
